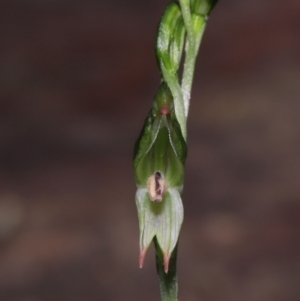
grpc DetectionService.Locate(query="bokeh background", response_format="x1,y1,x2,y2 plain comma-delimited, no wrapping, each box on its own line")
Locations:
0,0,299,300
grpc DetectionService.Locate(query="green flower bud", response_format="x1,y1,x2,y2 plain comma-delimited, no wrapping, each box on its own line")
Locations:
156,2,185,75
133,82,187,272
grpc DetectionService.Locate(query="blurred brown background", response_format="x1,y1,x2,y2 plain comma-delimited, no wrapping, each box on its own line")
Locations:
0,0,299,300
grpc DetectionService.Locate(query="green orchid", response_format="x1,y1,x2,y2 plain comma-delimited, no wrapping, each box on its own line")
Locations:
132,1,218,299
133,82,187,272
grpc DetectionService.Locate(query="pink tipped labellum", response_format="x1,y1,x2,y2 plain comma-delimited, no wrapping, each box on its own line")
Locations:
139,248,147,268
159,104,170,115
163,251,171,273
147,171,168,202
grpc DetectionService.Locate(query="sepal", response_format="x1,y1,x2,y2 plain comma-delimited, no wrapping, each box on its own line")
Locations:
133,83,187,188
135,187,184,273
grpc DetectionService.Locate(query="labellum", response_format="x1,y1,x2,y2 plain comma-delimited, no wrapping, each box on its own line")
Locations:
147,171,168,202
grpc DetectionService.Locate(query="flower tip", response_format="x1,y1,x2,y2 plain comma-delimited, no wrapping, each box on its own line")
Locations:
163,252,171,273
139,249,147,269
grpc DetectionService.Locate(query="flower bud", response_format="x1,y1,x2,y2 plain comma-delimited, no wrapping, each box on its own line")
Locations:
156,2,185,75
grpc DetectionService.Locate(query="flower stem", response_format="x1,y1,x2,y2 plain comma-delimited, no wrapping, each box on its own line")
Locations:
179,0,206,118
154,237,178,301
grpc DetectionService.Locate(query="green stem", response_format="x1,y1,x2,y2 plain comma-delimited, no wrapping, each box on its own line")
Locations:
179,0,195,117
154,237,178,301
179,0,206,118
